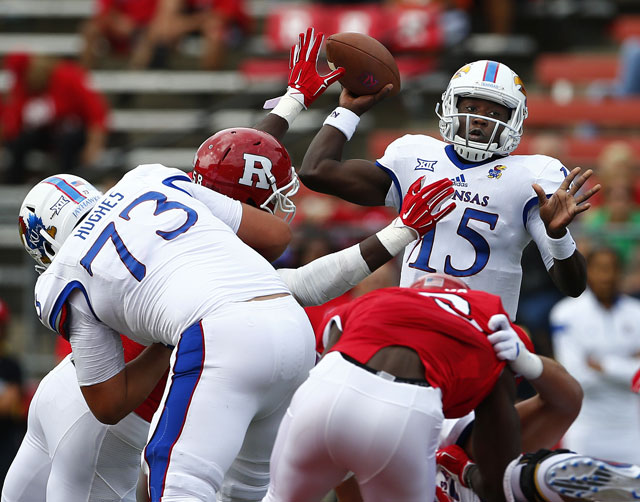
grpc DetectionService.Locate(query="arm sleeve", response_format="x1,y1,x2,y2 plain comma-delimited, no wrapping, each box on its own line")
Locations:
277,244,371,307
173,178,243,232
522,154,567,239
67,291,125,387
527,209,554,270
376,135,416,211
534,156,567,195
527,207,577,271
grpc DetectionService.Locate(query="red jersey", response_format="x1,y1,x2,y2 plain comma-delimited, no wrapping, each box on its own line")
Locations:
321,287,532,418
2,53,109,140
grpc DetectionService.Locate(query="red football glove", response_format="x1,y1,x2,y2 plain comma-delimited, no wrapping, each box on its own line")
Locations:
287,27,345,108
399,177,456,237
632,368,640,393
436,445,475,488
435,486,455,502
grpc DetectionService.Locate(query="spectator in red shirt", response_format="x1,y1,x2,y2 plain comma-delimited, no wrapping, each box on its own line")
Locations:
80,0,159,68
1,53,109,184
129,0,252,70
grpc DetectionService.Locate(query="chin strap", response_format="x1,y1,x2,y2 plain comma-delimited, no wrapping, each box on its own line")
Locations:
453,136,498,162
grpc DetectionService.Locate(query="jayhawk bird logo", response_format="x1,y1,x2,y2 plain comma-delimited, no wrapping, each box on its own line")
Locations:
452,65,471,79
18,213,57,264
514,75,527,97
488,165,507,179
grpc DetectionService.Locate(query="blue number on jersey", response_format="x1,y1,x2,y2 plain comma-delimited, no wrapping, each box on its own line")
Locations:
409,207,499,277
80,190,198,281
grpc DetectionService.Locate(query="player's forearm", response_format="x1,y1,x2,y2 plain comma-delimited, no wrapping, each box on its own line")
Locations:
82,344,171,424
299,126,348,192
472,371,521,502
516,356,582,451
253,113,289,142
117,344,171,423
549,250,587,297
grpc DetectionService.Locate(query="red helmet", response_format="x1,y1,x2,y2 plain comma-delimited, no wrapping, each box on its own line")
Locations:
410,273,469,290
192,128,299,222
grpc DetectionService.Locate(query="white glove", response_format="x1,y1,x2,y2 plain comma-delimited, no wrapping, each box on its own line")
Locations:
487,314,543,380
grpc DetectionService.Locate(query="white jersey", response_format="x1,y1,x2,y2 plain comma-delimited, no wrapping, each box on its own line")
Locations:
377,135,567,318
34,164,289,383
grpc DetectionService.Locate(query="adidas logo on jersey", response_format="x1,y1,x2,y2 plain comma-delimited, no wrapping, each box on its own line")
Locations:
451,175,468,187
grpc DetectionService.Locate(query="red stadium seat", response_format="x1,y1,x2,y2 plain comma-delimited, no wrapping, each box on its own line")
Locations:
526,96,640,127
264,5,331,53
241,4,441,81
534,53,619,86
386,4,444,53
331,4,387,41
517,135,640,166
611,15,640,44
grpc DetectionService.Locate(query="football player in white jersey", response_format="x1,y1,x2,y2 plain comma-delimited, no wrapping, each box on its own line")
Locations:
296,59,601,319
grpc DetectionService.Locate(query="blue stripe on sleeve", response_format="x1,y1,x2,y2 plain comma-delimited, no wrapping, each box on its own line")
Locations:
375,161,402,212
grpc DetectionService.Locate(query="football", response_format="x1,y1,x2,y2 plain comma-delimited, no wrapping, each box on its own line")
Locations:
325,32,401,97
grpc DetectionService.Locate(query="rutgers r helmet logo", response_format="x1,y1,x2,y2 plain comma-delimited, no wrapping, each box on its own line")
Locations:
238,153,274,189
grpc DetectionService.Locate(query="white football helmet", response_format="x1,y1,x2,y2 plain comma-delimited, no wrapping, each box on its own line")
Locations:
18,174,103,272
436,60,528,162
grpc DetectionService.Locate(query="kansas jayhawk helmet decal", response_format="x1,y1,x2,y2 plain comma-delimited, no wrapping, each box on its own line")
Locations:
437,60,528,162
192,128,299,222
19,174,103,273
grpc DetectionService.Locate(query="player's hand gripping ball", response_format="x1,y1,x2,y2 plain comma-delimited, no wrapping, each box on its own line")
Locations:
325,32,401,97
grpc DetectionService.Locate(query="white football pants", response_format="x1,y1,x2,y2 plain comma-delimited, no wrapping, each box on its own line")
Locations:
143,295,316,502
1,355,149,502
262,351,445,502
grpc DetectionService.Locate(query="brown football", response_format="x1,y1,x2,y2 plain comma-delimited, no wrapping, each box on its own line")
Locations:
325,32,401,97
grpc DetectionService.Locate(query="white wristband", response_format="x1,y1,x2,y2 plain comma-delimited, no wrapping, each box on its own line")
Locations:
547,231,576,260
375,218,418,256
323,107,360,141
269,90,305,126
511,351,544,380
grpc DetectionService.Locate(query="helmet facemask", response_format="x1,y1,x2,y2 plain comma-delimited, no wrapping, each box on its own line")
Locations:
260,167,300,223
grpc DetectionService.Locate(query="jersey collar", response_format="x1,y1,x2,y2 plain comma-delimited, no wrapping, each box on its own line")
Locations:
444,144,505,170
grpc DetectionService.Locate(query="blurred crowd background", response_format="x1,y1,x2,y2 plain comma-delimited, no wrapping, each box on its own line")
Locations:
1,0,640,484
